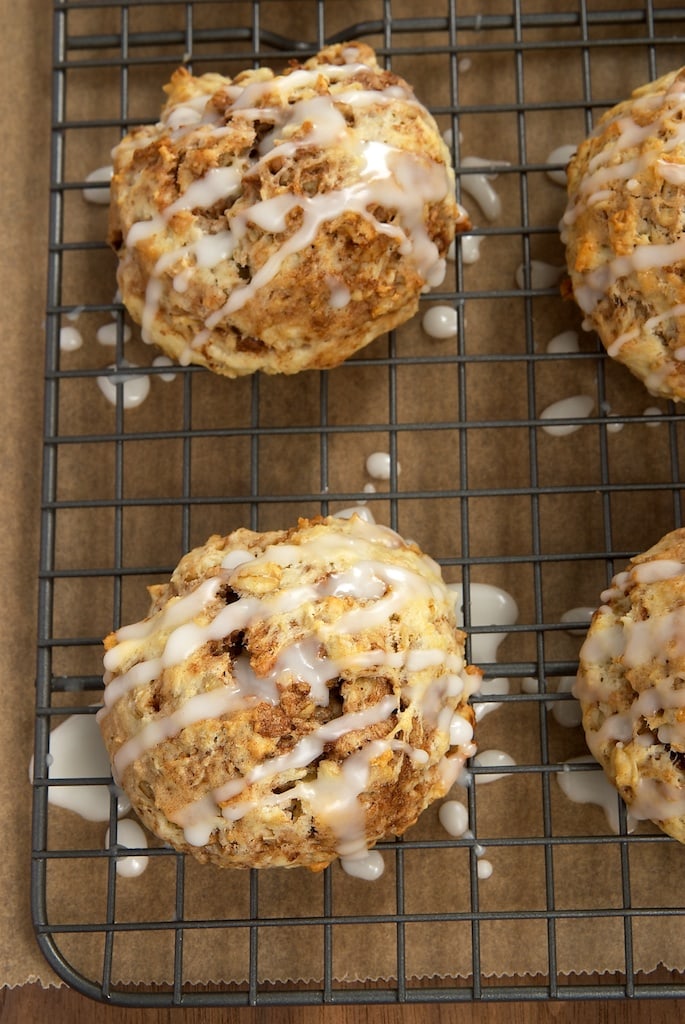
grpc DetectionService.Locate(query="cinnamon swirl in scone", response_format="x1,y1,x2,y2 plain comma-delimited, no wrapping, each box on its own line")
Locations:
108,43,467,377
99,515,480,872
562,67,685,400
575,527,685,841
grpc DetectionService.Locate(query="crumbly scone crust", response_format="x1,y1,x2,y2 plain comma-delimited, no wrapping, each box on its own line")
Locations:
108,43,467,377
563,66,685,400
99,515,480,869
575,527,685,841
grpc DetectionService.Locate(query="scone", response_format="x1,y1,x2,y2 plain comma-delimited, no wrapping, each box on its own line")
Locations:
98,515,481,871
575,527,685,841
108,43,467,377
562,66,685,400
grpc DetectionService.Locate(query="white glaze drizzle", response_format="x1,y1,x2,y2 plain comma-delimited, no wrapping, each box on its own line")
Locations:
102,517,479,867
562,73,685,334
341,850,385,880
549,676,582,728
459,155,509,220
117,63,455,350
575,554,685,823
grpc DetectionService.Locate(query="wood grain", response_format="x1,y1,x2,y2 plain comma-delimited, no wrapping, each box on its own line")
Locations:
1,985,682,1024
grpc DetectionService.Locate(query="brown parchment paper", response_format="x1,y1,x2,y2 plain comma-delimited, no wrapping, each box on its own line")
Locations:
5,0,685,994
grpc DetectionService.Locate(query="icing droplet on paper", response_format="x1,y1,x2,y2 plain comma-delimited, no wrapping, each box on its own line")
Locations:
366,451,399,481
439,799,469,837
153,355,177,382
472,748,516,784
422,304,458,339
341,850,385,880
545,144,577,186
83,164,113,205
546,330,579,354
96,322,132,347
97,364,151,409
515,260,563,290
60,325,83,352
105,818,149,877
540,394,594,436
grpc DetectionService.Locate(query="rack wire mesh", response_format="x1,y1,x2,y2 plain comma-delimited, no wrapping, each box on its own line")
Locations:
32,0,685,1007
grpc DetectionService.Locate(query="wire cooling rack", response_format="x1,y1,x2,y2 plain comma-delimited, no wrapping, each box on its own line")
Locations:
32,0,685,1007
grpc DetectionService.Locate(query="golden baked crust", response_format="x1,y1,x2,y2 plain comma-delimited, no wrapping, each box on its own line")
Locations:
575,527,685,841
108,43,467,377
563,67,685,400
99,515,480,870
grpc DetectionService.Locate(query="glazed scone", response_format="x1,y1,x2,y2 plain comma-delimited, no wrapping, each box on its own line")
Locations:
98,515,481,872
108,43,467,377
575,527,685,841
562,67,685,400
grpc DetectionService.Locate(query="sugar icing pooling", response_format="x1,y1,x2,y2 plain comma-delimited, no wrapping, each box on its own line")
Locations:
540,394,594,436
556,757,633,834
459,155,509,221
29,712,130,822
431,581,520,873
97,363,151,410
472,749,517,784
449,581,518,720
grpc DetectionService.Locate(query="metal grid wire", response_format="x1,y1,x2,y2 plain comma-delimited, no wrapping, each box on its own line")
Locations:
32,0,685,1007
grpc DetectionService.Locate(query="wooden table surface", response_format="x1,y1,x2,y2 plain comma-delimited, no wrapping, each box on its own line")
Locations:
0,985,682,1024
1,985,683,1024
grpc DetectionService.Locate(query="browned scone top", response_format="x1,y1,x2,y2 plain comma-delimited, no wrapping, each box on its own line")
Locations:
575,527,685,842
108,42,467,377
563,66,685,400
99,515,481,872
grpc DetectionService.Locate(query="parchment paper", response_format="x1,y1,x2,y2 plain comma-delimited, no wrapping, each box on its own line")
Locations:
4,0,685,993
